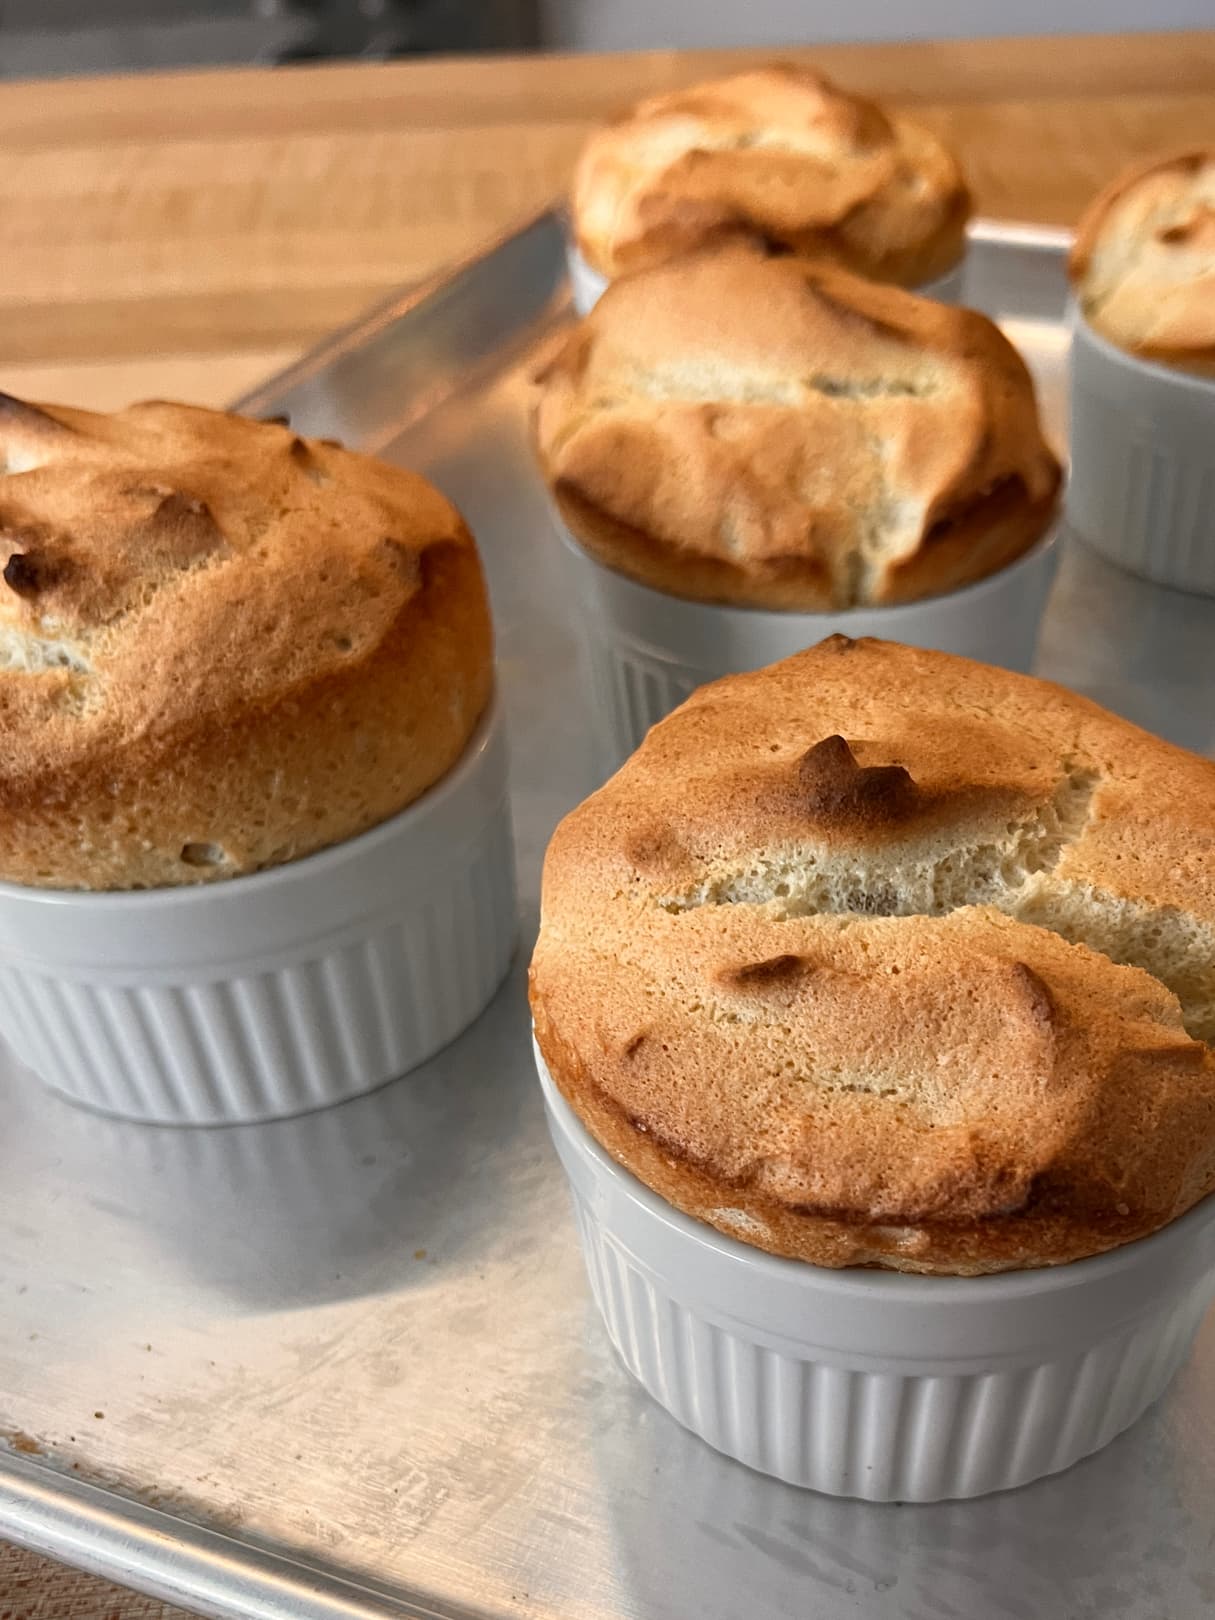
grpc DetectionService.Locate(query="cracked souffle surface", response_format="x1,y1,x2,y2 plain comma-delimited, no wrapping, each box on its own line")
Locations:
571,64,971,287
0,395,493,890
530,638,1215,1274
1069,148,1215,375
533,245,1062,611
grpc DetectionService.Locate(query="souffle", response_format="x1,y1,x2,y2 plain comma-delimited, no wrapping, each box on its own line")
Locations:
571,64,971,288
535,246,1062,610
1070,148,1215,375
0,395,492,889
530,637,1215,1276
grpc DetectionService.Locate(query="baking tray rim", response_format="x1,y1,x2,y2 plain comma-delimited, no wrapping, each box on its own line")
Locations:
232,210,1073,418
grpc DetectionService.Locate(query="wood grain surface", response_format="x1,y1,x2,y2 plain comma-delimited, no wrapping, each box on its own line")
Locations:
0,29,1212,1618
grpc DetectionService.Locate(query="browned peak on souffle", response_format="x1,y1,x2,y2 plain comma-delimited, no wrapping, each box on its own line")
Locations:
530,638,1215,1275
1070,148,1215,375
0,396,492,890
571,63,971,287
534,246,1062,611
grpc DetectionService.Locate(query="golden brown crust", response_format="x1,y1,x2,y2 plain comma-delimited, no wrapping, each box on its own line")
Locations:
0,396,493,890
1070,148,1215,375
572,64,971,288
530,638,1215,1274
534,247,1061,610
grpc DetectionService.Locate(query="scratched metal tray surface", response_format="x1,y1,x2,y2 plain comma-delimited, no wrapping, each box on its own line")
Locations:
0,213,1213,1620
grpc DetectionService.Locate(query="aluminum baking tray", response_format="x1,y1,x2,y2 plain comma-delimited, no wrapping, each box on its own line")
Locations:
0,212,1212,1620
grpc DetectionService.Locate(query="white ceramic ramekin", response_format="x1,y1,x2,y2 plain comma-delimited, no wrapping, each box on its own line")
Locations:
566,241,967,315
558,523,1060,768
0,702,516,1126
537,1046,1215,1502
1068,308,1215,596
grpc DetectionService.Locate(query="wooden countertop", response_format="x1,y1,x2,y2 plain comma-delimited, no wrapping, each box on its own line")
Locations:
1,29,1214,416
0,29,1213,1619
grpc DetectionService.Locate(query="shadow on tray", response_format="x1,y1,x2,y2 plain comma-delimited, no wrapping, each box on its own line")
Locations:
588,1320,1215,1619
19,950,538,1310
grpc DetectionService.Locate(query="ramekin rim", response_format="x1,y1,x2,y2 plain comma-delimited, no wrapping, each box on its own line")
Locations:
562,236,970,296
553,511,1062,624
535,1036,1215,1301
0,691,504,913
1069,299,1215,395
